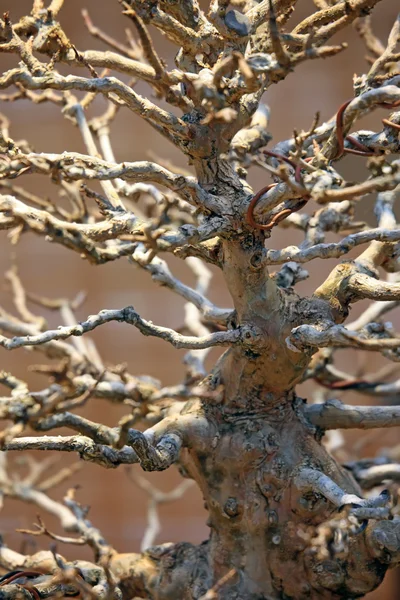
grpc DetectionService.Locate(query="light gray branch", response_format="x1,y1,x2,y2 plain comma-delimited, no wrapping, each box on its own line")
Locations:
33,412,120,445
353,464,400,488
294,467,363,507
0,315,82,363
346,298,399,331
2,435,138,467
1,153,212,209
61,48,170,82
265,229,400,264
2,428,182,472
348,273,400,302
69,103,124,210
127,470,193,551
0,69,189,139
289,323,400,353
132,246,233,324
305,398,400,429
0,306,241,351
294,467,390,520
0,453,113,559
0,194,138,240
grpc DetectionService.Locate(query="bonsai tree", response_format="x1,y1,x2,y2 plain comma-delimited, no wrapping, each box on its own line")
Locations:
0,0,400,598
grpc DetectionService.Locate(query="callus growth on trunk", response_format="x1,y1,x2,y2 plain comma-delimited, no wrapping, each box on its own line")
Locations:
1,1,400,599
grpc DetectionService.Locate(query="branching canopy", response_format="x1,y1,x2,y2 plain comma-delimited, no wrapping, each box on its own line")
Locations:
1,1,400,599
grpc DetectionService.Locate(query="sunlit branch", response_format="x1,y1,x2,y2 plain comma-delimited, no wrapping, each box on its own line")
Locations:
0,306,241,351
305,398,400,429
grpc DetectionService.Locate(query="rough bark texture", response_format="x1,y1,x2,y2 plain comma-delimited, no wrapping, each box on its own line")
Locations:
1,1,400,599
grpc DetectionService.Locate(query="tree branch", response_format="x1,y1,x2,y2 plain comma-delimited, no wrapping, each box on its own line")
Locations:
132,246,233,324
305,398,400,429
294,467,390,520
349,463,400,489
290,322,400,356
2,430,180,472
0,154,213,209
0,69,189,141
0,306,241,351
347,272,400,301
292,0,382,36
265,228,400,264
126,469,193,551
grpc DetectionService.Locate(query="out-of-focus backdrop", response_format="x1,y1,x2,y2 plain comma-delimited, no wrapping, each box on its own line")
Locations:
0,1,399,597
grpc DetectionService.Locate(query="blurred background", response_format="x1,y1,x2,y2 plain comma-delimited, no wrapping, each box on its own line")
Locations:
0,0,399,597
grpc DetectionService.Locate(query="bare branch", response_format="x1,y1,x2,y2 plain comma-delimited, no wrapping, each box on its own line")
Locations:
294,467,390,520
367,14,400,82
0,154,213,208
290,322,400,355
0,70,189,141
354,15,386,59
267,0,290,68
0,314,82,363
0,306,241,351
347,272,400,302
38,462,83,492
247,0,295,34
182,256,216,378
347,295,400,330
0,455,113,559
47,0,65,17
121,4,167,80
81,9,140,60
5,266,45,329
127,469,193,551
67,103,124,210
125,2,213,55
1,435,136,469
199,568,237,600
349,463,400,488
132,246,233,324
265,228,400,264
62,48,165,81
305,398,400,429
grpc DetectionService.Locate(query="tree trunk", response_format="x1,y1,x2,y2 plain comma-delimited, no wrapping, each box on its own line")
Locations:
110,162,391,600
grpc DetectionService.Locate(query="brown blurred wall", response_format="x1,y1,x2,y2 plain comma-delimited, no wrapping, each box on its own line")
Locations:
0,0,399,597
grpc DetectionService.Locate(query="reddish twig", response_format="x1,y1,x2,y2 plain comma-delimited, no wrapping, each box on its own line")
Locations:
263,150,313,185
246,184,277,230
246,182,308,231
344,135,376,156
0,570,43,598
23,585,41,600
266,199,308,229
263,149,297,170
294,156,314,184
314,377,379,391
247,147,313,231
382,118,400,131
334,99,352,158
334,99,374,157
0,571,43,585
335,98,400,158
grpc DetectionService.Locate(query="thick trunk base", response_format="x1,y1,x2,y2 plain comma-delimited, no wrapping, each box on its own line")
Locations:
115,397,388,600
